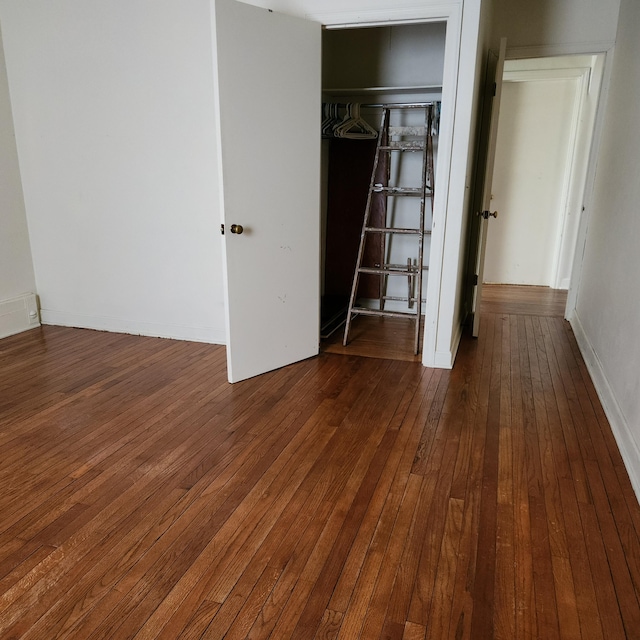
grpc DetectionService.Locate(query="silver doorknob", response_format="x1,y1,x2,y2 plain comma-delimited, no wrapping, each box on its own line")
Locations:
230,224,244,235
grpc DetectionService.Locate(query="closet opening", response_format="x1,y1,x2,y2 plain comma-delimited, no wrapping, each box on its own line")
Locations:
319,22,446,361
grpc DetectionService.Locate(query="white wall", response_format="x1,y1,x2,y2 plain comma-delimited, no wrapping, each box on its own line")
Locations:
0,0,482,370
322,22,446,90
491,0,620,52
0,0,225,343
571,0,640,499
0,22,38,337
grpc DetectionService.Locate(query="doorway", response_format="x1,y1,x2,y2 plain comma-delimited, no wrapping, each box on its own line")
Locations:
319,22,446,361
483,54,605,295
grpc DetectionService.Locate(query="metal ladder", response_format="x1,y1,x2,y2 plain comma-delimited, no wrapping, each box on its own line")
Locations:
342,103,435,355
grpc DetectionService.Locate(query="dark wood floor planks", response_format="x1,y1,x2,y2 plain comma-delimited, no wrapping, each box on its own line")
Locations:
1,285,639,639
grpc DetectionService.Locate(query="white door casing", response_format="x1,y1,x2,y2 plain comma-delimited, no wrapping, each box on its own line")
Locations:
212,0,321,382
484,59,598,291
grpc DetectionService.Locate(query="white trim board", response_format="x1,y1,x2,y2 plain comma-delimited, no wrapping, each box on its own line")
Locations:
570,312,640,504
40,309,226,345
428,319,462,369
307,4,460,28
506,43,616,60
566,49,615,320
0,293,40,339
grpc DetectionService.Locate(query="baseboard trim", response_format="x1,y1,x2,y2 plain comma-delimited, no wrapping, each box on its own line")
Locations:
40,309,226,345
570,312,640,504
423,321,462,369
0,293,40,339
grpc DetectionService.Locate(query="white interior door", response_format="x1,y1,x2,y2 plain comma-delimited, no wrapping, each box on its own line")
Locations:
213,0,321,383
472,37,507,338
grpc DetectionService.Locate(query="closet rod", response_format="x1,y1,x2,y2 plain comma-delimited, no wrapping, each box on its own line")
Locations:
323,85,442,94
360,101,437,108
322,101,438,109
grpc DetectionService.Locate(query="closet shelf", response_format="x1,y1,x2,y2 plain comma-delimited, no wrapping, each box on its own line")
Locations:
323,85,442,96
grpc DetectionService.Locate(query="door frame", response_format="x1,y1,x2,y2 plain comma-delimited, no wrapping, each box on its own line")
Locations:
485,62,593,290
308,3,475,368
564,48,615,321
498,44,615,321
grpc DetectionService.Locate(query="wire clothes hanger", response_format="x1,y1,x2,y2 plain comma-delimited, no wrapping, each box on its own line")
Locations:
321,103,342,138
333,103,378,139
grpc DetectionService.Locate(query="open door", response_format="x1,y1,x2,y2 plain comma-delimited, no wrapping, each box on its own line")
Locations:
472,37,507,337
212,0,321,382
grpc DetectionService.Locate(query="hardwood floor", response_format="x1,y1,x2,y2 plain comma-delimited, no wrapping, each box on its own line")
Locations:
480,284,568,317
321,285,567,362
1,286,639,639
322,316,423,363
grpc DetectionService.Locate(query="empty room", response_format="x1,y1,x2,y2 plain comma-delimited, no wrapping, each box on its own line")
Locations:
1,0,639,637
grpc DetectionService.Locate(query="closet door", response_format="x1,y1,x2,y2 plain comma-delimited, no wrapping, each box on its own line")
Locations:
213,0,321,383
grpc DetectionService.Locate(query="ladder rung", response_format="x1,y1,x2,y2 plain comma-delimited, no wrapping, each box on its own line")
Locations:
385,263,428,271
372,187,424,196
383,296,427,303
388,126,426,136
358,266,419,276
350,307,420,320
364,226,422,235
379,142,425,151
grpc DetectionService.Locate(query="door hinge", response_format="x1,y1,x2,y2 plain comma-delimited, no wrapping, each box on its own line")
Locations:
220,224,225,235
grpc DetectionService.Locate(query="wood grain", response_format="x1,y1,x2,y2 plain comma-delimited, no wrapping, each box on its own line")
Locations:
1,285,639,639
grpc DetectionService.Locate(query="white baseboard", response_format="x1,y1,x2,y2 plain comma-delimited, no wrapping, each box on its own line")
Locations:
357,298,461,369
0,293,40,339
422,320,462,369
570,313,640,504
40,309,226,345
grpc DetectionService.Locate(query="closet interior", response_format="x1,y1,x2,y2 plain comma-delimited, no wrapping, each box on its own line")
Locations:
320,22,446,358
